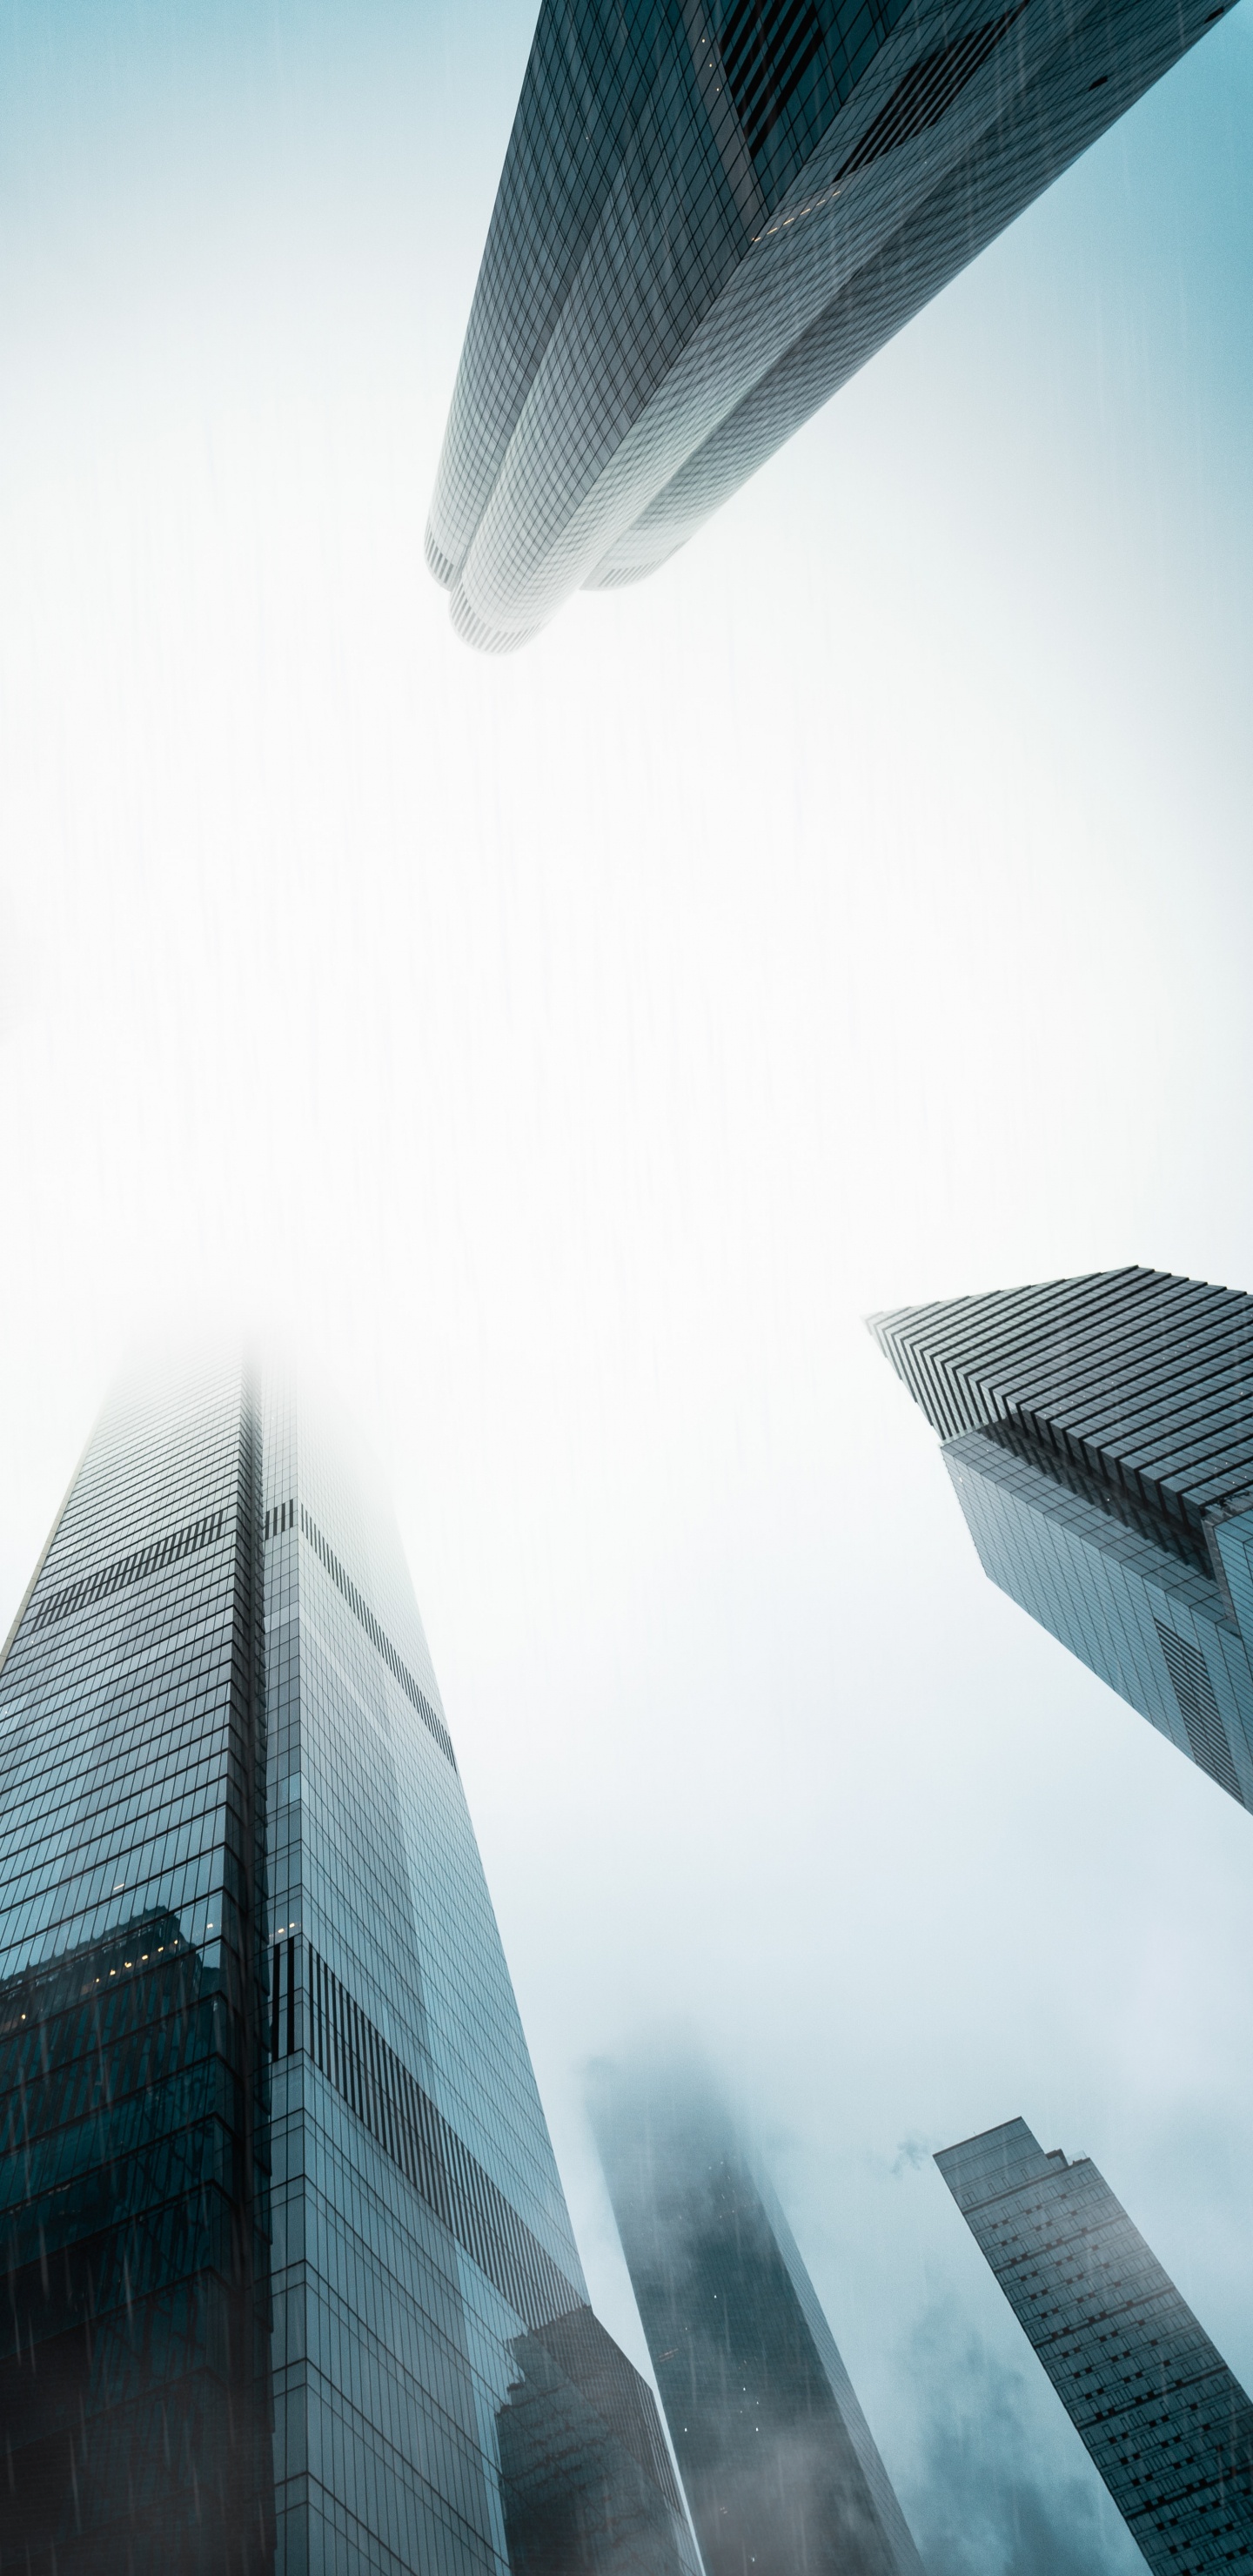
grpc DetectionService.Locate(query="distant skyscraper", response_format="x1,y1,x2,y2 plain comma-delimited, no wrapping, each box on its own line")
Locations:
589,2056,925,2576
426,0,1229,651
869,1267,1253,1813
0,1356,694,2576
936,2118,1253,2574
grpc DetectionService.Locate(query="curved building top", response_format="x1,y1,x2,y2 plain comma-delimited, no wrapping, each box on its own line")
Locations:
427,0,1228,651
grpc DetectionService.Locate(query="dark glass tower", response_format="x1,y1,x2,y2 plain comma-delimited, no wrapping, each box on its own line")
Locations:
589,2056,925,2576
869,1268,1253,1812
426,0,1230,652
936,2119,1253,2574
0,1358,696,2576
0,1356,272,2574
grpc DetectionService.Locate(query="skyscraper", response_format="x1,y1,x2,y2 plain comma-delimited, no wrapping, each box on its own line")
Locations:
868,1267,1253,1814
426,0,1230,652
935,2118,1253,2574
0,1358,272,2573
0,1355,696,2576
589,2054,925,2576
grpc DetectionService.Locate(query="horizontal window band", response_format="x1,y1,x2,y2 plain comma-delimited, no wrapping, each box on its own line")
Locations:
1156,1621,1244,1807
30,1513,227,1634
720,0,812,91
271,1935,578,2330
717,0,824,163
836,3,1029,181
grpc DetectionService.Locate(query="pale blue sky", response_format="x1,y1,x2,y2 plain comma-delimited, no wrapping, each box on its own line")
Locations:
0,7,1250,2566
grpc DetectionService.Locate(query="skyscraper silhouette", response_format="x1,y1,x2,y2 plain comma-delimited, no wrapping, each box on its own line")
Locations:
0,1355,694,2575
590,2053,924,2576
870,1267,1253,1812
427,0,1231,651
936,2118,1253,2573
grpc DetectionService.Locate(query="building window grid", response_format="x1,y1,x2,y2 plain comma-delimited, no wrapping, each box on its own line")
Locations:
297,1503,456,1769
271,1933,579,2334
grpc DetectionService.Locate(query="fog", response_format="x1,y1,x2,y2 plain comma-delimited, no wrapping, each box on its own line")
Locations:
1,1,1251,2564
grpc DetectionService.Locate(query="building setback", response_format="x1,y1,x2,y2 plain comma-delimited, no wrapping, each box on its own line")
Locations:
935,2120,1253,2574
869,1267,1253,1813
0,1356,696,2576
589,2055,925,2576
426,0,1231,652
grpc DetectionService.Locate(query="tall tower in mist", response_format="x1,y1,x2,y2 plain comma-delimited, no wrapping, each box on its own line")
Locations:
936,2118,1253,2573
0,1360,272,2570
425,0,1229,652
589,2055,925,2576
0,1355,697,2576
869,1268,1253,1812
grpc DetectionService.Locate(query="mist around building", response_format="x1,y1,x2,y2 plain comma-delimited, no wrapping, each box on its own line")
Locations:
1,0,1251,2570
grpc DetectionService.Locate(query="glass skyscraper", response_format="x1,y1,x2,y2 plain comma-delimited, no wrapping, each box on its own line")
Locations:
425,0,1229,652
589,2054,925,2576
0,1356,695,2576
869,1267,1253,1814
0,1357,272,2573
936,2118,1253,2573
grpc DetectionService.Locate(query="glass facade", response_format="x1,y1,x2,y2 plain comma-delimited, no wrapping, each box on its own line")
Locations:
0,1355,272,2573
869,1268,1253,1814
0,1361,692,2576
936,2119,1253,2573
589,2055,925,2576
426,0,1228,652
496,2305,700,2574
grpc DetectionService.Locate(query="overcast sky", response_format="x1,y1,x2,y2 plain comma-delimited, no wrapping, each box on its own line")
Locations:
1,3,1251,2566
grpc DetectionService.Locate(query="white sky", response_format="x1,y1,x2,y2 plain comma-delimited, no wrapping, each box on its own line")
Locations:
1,3,1250,2565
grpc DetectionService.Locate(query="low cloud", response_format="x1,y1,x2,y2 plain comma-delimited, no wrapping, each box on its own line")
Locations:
905,2304,1120,2576
891,2133,934,2176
